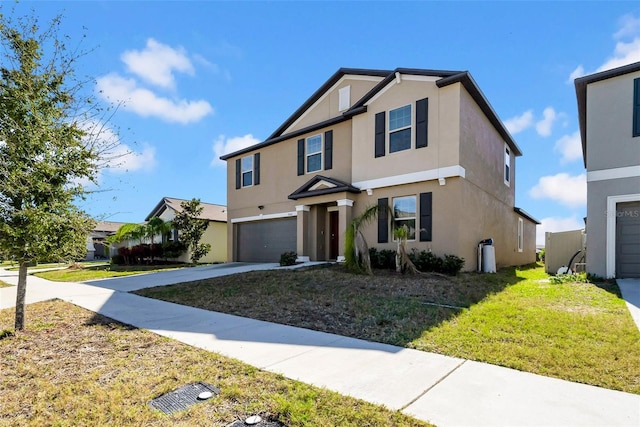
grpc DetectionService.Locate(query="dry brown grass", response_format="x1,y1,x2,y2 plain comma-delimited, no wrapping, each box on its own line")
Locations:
0,300,430,427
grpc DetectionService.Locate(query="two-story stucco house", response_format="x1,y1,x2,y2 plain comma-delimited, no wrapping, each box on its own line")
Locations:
575,61,640,278
221,68,538,270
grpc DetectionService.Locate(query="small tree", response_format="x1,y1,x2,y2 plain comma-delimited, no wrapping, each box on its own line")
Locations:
172,198,211,264
0,12,116,330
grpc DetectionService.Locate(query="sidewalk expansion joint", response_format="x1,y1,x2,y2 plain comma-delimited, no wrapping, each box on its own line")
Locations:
399,359,467,411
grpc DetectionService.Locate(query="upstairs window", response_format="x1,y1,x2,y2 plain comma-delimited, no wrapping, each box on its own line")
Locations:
393,196,416,241
241,155,253,187
389,104,412,153
306,134,322,173
504,145,511,186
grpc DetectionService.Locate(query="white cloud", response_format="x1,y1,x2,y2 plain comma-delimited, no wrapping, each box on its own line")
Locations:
107,142,157,174
211,134,260,167
614,13,640,39
568,65,585,82
504,110,534,135
596,38,640,72
529,173,587,208
536,215,585,246
96,73,213,124
121,38,194,89
553,131,583,164
535,107,557,137
569,13,640,81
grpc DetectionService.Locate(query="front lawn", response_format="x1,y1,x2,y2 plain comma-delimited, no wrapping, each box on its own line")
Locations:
0,301,429,427
35,264,186,282
136,264,640,394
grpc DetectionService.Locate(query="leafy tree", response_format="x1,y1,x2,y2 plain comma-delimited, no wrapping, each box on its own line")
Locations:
0,12,120,330
172,198,211,264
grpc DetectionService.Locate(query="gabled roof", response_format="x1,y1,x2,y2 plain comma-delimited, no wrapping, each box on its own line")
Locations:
145,197,227,222
93,221,127,233
221,67,521,160
574,61,640,167
288,175,361,200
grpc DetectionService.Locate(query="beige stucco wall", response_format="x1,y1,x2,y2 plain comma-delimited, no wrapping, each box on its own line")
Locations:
285,76,384,134
586,69,640,172
351,78,461,183
226,120,354,261
459,85,515,206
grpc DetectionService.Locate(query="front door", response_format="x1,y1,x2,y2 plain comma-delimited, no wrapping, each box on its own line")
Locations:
329,211,339,260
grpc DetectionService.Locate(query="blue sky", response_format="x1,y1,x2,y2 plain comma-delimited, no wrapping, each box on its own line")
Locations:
7,1,640,244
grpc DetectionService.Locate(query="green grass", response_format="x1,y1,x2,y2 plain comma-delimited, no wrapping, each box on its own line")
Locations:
410,268,640,393
0,280,12,288
4,262,69,271
136,264,640,394
34,264,186,282
0,300,430,426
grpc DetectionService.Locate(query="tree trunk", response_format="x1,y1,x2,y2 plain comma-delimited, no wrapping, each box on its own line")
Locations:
14,261,28,331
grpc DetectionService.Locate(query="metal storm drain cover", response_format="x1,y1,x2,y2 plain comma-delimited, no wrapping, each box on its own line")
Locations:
149,381,220,414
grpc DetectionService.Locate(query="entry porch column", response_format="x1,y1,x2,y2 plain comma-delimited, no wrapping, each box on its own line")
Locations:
336,199,354,262
295,205,310,262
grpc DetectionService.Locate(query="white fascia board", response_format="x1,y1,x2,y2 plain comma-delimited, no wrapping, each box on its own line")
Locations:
231,211,297,224
587,165,640,182
284,74,384,135
364,74,441,106
353,165,466,190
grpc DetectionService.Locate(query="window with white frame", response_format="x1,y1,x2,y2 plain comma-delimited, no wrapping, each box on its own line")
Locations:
393,196,416,240
389,104,412,153
517,217,524,252
241,155,253,187
504,145,511,186
306,134,322,173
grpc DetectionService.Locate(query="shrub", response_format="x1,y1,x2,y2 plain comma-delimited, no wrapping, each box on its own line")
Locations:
279,251,298,266
441,254,465,275
162,241,187,259
409,249,443,273
111,255,125,265
369,248,396,270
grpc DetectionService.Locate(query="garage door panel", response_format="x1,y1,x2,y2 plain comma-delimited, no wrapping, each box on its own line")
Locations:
236,218,296,263
616,202,640,278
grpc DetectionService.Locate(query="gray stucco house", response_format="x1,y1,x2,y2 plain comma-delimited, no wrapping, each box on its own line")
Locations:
575,61,640,278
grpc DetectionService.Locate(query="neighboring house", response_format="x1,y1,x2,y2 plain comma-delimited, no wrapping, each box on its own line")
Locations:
575,61,640,279
86,221,127,261
145,197,227,263
221,67,538,269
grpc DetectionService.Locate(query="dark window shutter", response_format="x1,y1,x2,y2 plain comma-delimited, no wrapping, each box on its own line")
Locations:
634,78,640,137
254,153,260,185
375,111,386,158
297,139,305,175
324,130,333,170
378,198,389,243
416,98,428,148
419,192,432,242
235,159,241,189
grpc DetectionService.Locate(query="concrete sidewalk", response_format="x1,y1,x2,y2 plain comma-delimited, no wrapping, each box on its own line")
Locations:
1,266,639,426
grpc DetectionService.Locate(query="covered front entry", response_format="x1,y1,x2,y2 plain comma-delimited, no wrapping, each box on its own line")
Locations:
616,201,640,278
288,175,360,262
236,218,297,262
